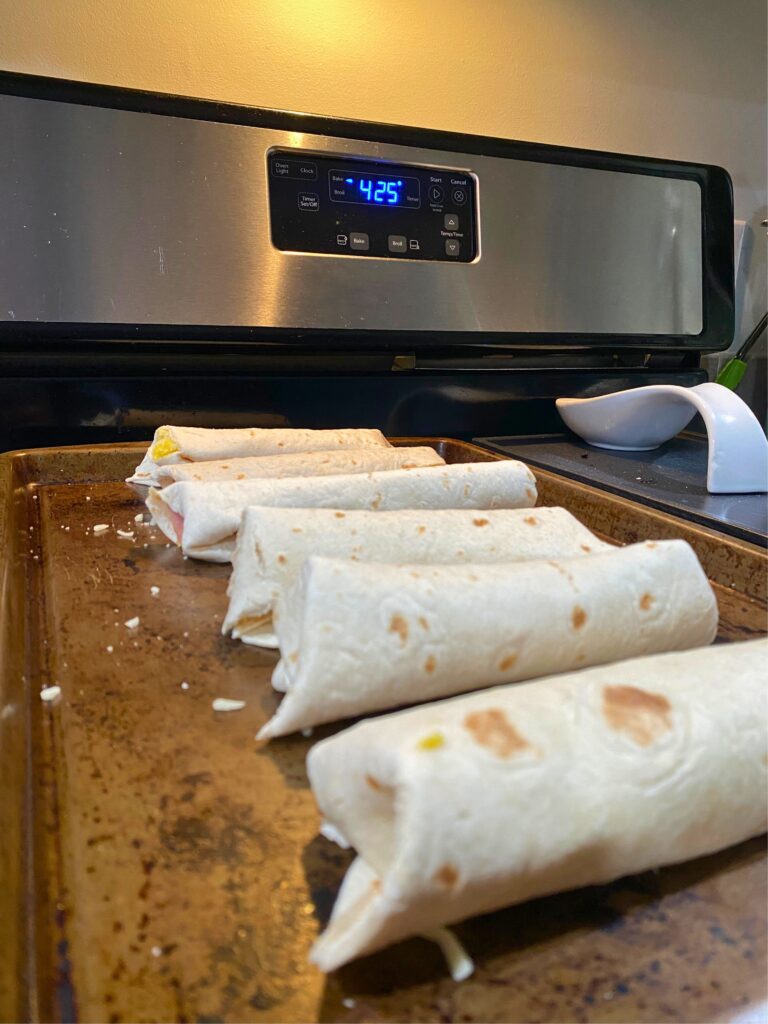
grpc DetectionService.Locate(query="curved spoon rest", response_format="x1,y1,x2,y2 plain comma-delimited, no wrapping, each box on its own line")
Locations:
556,382,768,494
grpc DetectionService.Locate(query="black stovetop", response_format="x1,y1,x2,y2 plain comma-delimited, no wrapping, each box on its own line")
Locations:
475,432,767,547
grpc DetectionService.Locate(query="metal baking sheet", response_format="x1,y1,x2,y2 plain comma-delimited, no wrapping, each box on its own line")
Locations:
1,438,765,1024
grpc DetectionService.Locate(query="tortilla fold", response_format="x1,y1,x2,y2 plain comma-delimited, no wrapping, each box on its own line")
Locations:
308,638,767,971
156,446,444,487
259,539,717,738
128,425,391,484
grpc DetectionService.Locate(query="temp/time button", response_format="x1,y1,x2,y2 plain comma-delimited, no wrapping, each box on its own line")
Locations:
445,238,461,256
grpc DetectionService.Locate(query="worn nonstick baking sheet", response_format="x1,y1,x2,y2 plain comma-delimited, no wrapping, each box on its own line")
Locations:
1,438,765,1024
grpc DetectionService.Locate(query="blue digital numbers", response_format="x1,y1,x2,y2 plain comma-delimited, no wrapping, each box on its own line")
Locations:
357,177,401,205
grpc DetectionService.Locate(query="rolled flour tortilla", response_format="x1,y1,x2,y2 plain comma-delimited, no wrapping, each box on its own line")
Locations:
307,638,768,972
224,506,610,648
156,446,444,487
146,460,537,562
258,539,717,737
128,425,391,484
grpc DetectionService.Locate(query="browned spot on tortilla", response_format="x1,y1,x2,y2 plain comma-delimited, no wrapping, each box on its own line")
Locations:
278,441,285,447
193,474,202,480
499,653,517,672
292,527,303,533
526,487,536,501
646,541,657,549
277,554,287,565
335,511,346,518
463,483,472,496
434,863,459,889
365,773,384,791
409,571,421,579
418,617,429,631
371,495,382,510
424,655,436,673
572,606,587,629
603,685,672,746
580,543,592,552
288,651,299,664
464,709,529,758
236,473,246,480
389,615,408,645
640,592,655,610
524,516,538,526
473,517,489,527
417,525,426,534
221,465,229,469
763,753,768,766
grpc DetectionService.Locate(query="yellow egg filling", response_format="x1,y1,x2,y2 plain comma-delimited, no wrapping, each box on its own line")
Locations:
151,428,179,460
417,731,445,751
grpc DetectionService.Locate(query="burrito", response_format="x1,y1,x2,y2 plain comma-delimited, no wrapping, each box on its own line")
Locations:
224,506,610,648
258,539,717,737
307,638,768,972
147,460,537,562
155,446,444,487
128,425,391,484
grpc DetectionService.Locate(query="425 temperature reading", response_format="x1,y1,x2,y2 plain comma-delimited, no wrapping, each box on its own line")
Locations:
355,178,402,204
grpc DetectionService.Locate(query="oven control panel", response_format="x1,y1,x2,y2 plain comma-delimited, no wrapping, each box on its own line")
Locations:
268,150,477,262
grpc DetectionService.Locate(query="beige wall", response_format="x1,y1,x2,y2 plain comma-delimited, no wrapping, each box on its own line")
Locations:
1,0,766,343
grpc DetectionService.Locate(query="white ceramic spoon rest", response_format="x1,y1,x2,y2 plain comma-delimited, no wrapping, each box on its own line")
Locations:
556,382,768,494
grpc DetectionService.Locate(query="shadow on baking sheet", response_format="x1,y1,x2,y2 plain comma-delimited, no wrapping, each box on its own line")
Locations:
313,834,766,1023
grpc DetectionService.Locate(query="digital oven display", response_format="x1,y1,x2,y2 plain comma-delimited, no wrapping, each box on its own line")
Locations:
328,168,421,209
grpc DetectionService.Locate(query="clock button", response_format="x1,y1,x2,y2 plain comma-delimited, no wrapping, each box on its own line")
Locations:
445,239,461,256
444,213,459,230
428,185,444,203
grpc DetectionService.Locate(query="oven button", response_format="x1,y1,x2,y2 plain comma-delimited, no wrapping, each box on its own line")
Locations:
444,213,459,230
445,238,461,256
452,188,467,205
298,192,319,211
387,235,407,253
428,185,444,203
350,232,370,251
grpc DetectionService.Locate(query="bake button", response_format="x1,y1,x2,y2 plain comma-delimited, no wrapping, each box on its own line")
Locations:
452,188,467,205
444,213,459,230
387,235,407,253
428,185,444,203
350,232,370,251
445,238,461,256
298,192,319,211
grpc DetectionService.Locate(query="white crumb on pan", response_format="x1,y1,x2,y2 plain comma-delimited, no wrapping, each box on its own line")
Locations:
342,998,356,1009
422,927,474,982
180,681,189,690
212,698,246,712
124,616,140,629
92,524,109,534
151,945,162,957
117,529,135,540
301,727,314,738
85,496,91,501
40,686,61,702
150,586,160,597
106,645,114,653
